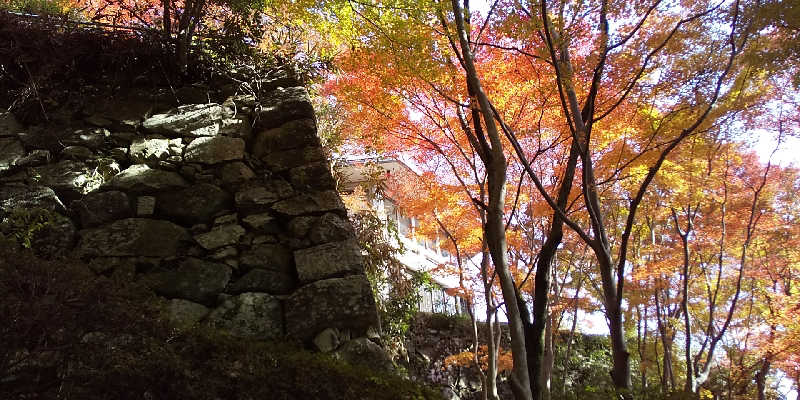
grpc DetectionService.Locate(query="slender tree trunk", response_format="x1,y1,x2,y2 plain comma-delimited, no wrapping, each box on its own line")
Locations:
451,2,532,398
542,313,554,400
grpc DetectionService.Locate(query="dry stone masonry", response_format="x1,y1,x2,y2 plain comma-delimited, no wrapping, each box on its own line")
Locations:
0,69,381,349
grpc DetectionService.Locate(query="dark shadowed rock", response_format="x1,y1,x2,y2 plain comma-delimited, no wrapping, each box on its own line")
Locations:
153,258,231,304
0,137,24,174
168,298,210,327
289,161,336,190
253,118,318,157
70,190,132,228
184,136,245,164
335,338,395,373
229,268,295,295
106,164,188,194
0,184,65,216
193,223,245,250
156,183,231,223
0,112,24,137
256,87,315,129
285,275,380,342
294,239,364,283
206,292,283,339
262,147,326,171
142,104,223,137
219,161,255,185
309,213,354,244
239,243,293,273
272,190,344,216
77,218,190,257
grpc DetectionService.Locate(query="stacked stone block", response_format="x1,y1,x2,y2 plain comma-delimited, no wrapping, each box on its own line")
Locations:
0,72,380,346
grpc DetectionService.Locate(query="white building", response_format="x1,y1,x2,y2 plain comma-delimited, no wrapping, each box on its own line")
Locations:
339,157,468,316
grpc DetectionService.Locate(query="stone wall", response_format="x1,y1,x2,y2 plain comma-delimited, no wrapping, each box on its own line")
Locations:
0,69,380,347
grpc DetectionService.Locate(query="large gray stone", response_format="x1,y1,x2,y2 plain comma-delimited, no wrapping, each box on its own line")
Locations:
0,137,24,174
77,218,190,257
184,136,245,164
285,275,380,342
256,87,315,128
168,299,210,327
289,161,336,190
0,185,65,216
219,161,255,185
228,268,295,295
206,292,283,339
253,118,318,157
262,147,326,171
194,223,245,250
129,136,171,163
335,338,395,373
234,186,280,211
70,190,132,228
241,212,279,233
156,183,231,223
309,213,354,244
154,258,231,304
61,145,94,160
31,160,101,201
106,164,188,194
272,190,344,216
142,104,223,137
239,243,293,273
294,239,364,283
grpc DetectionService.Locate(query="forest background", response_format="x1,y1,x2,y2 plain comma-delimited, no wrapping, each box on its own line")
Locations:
2,0,799,399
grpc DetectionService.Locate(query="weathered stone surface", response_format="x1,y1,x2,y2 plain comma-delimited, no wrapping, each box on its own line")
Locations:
13,149,50,168
309,213,353,244
229,268,295,295
289,161,335,190
253,118,318,157
0,137,24,174
285,275,380,342
194,223,245,250
241,212,279,233
288,216,316,237
272,190,344,216
184,136,245,164
206,292,283,339
239,243,293,273
70,190,131,228
154,258,231,304
213,213,238,226
0,184,65,216
142,104,223,137
168,299,210,327
235,186,280,211
167,138,183,156
61,145,95,160
107,164,188,194
32,160,100,201
156,183,231,223
294,239,364,283
257,87,315,128
129,136,170,163
77,218,190,257
262,147,326,171
219,161,255,185
335,338,394,373
136,196,156,216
